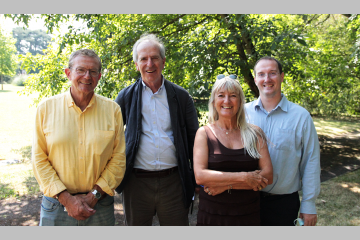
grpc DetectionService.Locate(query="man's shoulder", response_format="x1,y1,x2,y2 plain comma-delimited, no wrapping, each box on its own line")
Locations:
95,93,119,108
244,100,257,110
164,79,192,101
286,100,311,116
37,92,67,108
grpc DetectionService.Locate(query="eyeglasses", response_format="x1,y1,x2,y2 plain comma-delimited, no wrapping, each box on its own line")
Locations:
256,72,279,79
216,74,237,80
71,67,100,77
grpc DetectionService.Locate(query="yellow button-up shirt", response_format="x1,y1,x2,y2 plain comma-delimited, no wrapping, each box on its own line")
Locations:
32,91,126,198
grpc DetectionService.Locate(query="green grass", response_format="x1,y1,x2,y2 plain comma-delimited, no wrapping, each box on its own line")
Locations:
315,168,360,226
0,84,38,160
0,162,41,200
313,117,360,137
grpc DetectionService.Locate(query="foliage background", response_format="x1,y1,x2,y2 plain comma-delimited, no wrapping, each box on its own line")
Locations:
6,14,360,116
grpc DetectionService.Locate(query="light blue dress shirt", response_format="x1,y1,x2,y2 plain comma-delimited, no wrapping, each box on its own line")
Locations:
245,94,321,214
134,78,177,170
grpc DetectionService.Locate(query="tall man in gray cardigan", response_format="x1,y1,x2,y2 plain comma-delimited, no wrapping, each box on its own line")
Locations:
115,34,199,226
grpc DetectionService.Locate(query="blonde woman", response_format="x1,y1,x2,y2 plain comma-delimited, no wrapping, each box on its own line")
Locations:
193,74,273,226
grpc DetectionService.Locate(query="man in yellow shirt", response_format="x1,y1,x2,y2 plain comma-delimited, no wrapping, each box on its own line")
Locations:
32,49,126,226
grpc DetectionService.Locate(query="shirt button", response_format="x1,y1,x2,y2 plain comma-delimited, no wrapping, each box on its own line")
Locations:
80,142,83,144
153,121,156,124
80,157,83,159
156,145,158,148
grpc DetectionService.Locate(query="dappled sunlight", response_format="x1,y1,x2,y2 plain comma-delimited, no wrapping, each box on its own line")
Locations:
340,183,360,193
313,118,360,138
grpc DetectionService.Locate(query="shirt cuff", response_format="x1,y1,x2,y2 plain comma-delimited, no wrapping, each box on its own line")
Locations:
300,200,317,214
47,180,67,198
96,178,115,196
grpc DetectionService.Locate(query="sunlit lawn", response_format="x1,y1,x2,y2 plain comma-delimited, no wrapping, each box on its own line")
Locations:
1,85,360,225
0,84,38,160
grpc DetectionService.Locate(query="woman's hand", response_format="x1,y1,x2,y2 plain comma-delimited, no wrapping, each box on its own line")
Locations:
203,185,228,196
244,171,269,191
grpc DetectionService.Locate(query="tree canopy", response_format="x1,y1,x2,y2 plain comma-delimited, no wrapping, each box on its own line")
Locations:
0,27,17,88
12,27,52,55
5,14,360,116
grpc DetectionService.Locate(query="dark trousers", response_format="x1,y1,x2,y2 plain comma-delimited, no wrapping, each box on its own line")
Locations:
122,170,189,226
260,191,300,226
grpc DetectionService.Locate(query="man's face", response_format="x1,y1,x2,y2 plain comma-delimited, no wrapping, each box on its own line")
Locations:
254,59,284,99
65,55,101,97
135,40,165,86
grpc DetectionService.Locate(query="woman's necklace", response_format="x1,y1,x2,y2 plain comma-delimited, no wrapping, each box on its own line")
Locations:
216,122,238,135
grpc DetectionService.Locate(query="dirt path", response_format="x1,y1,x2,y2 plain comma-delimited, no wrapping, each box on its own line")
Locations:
1,131,359,226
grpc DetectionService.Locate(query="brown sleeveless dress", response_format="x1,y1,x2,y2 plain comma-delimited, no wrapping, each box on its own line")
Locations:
196,126,261,226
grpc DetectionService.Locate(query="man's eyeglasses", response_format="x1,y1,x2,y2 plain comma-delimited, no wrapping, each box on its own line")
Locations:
216,74,237,80
71,67,100,77
256,72,279,79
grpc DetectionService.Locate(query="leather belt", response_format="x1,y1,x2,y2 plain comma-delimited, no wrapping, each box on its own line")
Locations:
133,167,178,178
260,191,297,198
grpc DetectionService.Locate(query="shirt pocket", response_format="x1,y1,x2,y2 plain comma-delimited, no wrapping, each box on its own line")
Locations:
273,128,295,151
95,130,115,157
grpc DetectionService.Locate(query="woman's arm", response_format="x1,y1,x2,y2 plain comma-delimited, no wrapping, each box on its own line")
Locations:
193,127,268,191
255,126,273,185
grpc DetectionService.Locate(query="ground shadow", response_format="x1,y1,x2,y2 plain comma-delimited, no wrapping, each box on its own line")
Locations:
319,133,360,182
0,90,12,93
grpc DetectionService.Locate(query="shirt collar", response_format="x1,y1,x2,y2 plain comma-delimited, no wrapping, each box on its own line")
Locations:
66,89,96,109
254,93,288,113
141,75,164,94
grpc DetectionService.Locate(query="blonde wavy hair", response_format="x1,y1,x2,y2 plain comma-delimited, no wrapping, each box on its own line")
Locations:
208,76,266,159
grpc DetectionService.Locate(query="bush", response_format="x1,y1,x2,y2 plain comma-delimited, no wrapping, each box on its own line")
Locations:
11,75,29,86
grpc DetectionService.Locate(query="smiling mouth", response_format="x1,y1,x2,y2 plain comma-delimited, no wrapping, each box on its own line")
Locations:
263,84,274,88
81,82,91,85
146,70,155,73
222,106,232,109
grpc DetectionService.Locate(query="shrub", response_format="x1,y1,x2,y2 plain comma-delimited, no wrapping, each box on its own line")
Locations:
11,75,29,86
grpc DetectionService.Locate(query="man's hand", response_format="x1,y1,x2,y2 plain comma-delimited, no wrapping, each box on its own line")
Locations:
244,171,268,191
300,213,317,226
78,192,98,209
58,191,96,221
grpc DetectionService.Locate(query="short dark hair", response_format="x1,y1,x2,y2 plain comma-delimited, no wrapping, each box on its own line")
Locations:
253,56,283,76
68,49,102,71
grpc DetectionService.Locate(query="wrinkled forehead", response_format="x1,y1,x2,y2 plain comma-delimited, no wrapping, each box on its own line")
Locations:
137,40,162,57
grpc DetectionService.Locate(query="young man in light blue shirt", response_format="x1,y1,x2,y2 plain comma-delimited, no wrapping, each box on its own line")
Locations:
245,56,320,226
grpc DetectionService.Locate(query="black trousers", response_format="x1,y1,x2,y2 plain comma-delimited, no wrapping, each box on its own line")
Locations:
260,191,300,226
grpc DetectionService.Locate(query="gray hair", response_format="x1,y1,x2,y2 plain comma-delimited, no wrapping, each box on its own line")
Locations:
68,49,102,71
208,76,266,159
132,33,166,62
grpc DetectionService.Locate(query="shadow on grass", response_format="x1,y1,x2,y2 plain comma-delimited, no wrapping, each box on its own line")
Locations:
320,133,360,182
0,90,12,93
316,176,360,226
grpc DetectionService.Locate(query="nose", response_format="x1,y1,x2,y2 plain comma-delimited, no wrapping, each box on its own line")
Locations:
146,58,154,67
83,70,91,79
224,95,230,103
